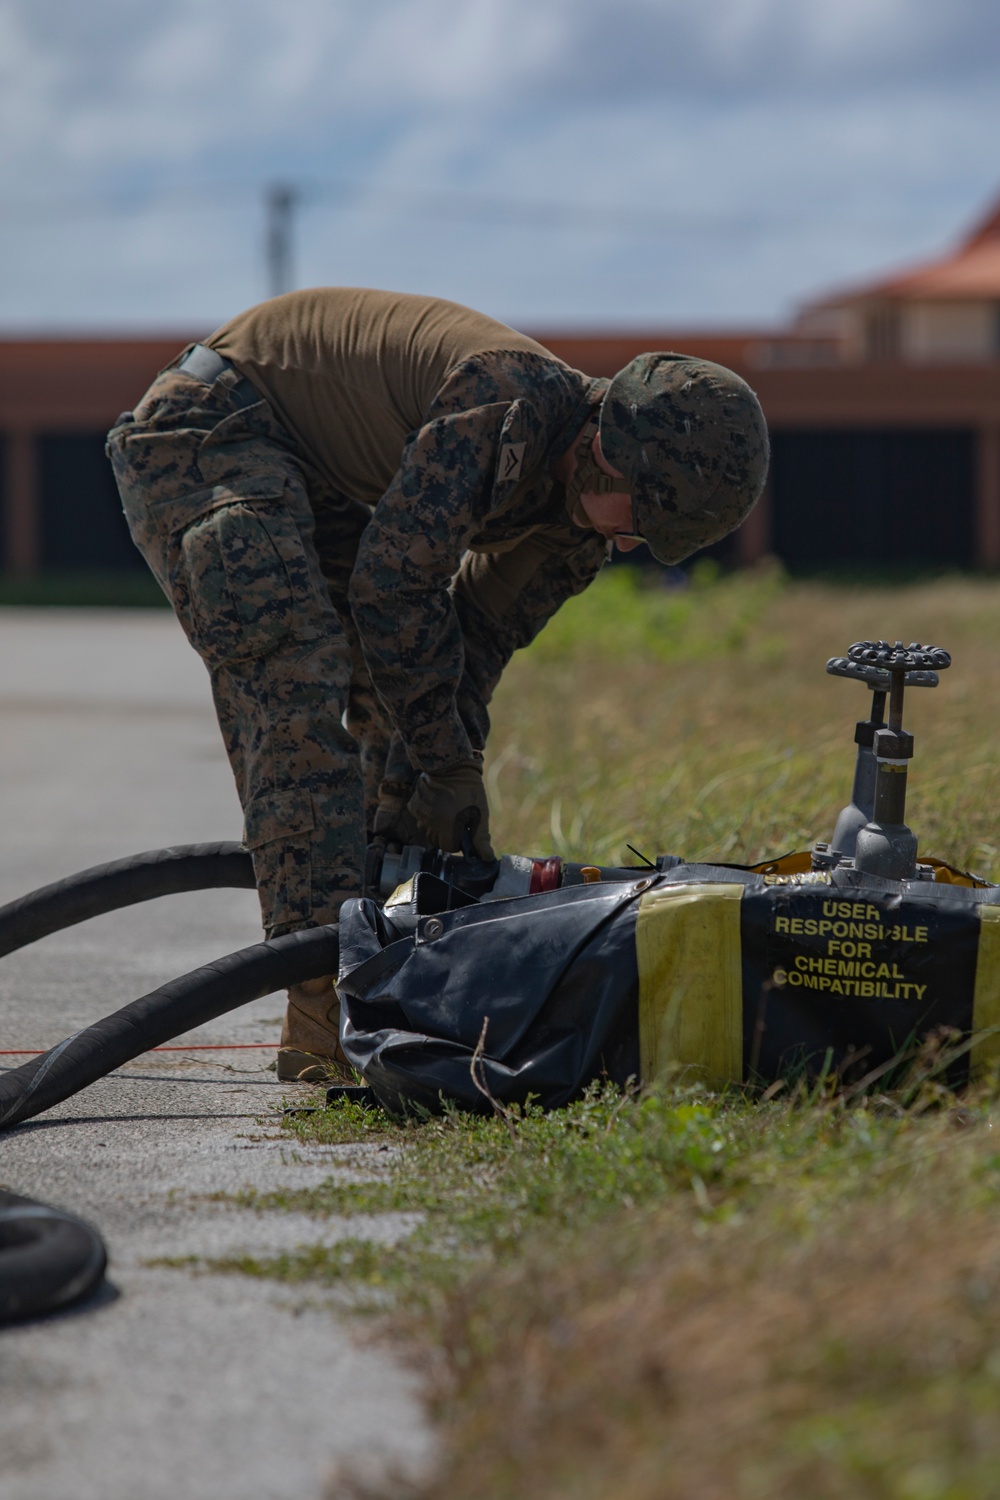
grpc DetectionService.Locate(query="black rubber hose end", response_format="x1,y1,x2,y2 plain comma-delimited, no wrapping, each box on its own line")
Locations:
0,924,341,1131
0,1189,108,1324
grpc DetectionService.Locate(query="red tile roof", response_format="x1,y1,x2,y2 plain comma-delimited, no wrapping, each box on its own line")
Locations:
811,193,1000,306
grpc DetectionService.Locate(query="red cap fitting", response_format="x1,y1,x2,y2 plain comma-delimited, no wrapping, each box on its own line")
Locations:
529,857,562,894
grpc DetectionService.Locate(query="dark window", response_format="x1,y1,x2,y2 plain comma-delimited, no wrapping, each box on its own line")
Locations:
0,432,6,572
864,307,902,362
771,428,974,571
38,433,147,571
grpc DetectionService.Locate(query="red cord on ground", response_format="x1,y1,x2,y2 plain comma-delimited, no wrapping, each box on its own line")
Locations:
0,1043,280,1055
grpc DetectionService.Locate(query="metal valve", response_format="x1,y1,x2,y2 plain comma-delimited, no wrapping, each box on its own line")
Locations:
818,641,951,881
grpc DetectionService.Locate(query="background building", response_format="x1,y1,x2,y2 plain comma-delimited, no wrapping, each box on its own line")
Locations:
2,194,999,582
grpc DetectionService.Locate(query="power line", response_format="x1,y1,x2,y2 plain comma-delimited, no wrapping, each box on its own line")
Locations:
0,176,941,240
0,181,250,226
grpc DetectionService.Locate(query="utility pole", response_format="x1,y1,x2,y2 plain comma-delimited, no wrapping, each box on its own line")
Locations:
265,183,297,298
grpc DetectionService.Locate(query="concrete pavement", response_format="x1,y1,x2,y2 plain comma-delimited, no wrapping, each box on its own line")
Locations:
0,609,432,1500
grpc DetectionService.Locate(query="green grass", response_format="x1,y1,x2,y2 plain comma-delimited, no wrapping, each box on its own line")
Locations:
218,1067,1000,1499
485,566,1000,880
526,556,786,665
177,569,1000,1498
0,571,168,607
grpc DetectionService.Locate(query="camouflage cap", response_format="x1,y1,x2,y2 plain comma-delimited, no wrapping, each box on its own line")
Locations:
598,353,769,565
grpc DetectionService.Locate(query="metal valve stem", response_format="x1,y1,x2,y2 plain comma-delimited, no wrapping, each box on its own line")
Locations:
845,641,950,881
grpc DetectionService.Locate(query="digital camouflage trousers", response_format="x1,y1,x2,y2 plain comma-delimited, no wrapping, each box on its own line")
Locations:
107,358,398,936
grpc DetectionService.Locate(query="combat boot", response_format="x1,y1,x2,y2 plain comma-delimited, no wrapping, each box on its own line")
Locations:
276,975,348,1083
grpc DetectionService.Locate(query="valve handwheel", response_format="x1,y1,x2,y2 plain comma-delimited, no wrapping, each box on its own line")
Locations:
847,640,951,673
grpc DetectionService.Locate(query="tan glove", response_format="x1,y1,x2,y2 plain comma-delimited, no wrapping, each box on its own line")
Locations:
406,762,495,859
372,778,422,849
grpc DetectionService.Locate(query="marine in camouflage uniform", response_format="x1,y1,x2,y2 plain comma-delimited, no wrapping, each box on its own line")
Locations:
107,288,768,1076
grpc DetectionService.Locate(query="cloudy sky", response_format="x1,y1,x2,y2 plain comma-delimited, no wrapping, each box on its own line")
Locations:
1,0,999,333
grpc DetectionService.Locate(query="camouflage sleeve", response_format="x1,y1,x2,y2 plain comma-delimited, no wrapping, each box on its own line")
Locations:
452,528,607,753
348,398,510,772
348,351,594,773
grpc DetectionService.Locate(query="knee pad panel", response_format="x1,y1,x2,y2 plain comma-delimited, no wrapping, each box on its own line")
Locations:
181,500,328,668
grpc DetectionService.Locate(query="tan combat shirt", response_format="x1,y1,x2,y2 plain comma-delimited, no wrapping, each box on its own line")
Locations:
211,288,608,771
209,288,550,504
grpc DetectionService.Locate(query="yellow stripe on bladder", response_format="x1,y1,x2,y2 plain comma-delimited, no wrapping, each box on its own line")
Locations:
636,883,744,1086
971,905,1000,1080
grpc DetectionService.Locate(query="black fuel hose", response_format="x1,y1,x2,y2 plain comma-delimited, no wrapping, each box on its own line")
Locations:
0,924,340,1132
0,1189,108,1323
0,843,256,960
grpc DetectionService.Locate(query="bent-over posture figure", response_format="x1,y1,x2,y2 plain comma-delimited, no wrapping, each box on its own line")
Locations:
108,288,769,1079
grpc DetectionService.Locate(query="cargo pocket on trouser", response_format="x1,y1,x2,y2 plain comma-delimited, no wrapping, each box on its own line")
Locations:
334,607,394,832
105,428,209,600
308,486,392,831
243,787,318,938
180,497,367,935
234,645,369,937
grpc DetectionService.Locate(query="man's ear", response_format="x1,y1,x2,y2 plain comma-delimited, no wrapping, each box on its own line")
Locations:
593,430,624,479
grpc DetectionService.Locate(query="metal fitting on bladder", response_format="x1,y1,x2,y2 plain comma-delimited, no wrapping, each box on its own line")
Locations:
846,641,951,881
824,643,945,862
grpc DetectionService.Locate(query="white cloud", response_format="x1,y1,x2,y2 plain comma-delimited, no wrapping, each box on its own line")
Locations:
0,3,70,182
9,0,1000,162
0,0,997,327
298,80,1000,324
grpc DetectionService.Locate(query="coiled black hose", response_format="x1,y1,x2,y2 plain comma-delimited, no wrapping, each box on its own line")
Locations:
0,1189,108,1323
0,843,256,959
0,924,340,1132
0,844,330,1318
